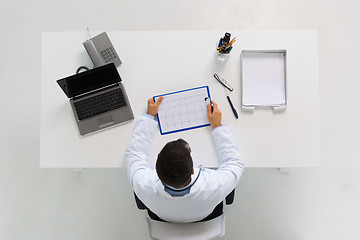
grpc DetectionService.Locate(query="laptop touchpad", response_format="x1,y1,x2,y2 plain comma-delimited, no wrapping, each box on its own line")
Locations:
98,115,114,128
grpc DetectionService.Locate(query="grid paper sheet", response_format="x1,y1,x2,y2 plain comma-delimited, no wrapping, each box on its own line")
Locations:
154,86,210,135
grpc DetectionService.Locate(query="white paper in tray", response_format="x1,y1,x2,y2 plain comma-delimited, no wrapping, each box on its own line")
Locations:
241,50,287,110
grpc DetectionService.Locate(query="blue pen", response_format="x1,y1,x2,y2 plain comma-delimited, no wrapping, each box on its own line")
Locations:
226,96,238,119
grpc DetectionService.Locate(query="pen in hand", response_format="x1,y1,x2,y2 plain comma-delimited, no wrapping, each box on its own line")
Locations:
205,97,213,112
206,99,222,129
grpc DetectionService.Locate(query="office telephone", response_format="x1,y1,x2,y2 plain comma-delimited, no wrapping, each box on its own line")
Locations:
83,32,122,68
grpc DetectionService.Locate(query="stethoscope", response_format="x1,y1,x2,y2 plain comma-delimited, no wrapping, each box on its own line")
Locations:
163,165,203,193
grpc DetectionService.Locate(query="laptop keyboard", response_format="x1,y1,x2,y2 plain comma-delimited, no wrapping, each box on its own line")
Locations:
74,88,126,120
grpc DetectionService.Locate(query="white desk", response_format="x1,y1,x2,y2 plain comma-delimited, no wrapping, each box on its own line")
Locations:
41,30,320,168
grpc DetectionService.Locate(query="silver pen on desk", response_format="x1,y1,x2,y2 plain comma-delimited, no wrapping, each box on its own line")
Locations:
214,73,233,91
213,73,238,119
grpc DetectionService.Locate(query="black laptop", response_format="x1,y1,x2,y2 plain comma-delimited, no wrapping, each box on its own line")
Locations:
56,63,134,136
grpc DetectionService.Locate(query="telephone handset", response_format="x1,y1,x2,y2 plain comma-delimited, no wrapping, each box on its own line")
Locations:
83,32,122,68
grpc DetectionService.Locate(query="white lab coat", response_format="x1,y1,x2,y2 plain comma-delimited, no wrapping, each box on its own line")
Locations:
125,115,244,223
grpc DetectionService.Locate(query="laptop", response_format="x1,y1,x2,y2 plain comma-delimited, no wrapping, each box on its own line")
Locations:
56,63,134,136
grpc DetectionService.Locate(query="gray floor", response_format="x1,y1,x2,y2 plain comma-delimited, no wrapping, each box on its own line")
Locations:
1,0,360,239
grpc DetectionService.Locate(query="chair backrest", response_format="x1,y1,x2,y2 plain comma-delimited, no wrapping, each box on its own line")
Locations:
146,213,226,240
134,189,235,239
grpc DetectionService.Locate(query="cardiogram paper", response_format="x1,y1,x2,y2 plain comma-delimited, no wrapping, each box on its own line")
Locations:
154,86,211,135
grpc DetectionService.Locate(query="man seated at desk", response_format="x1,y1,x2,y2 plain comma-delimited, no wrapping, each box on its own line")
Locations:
125,97,244,223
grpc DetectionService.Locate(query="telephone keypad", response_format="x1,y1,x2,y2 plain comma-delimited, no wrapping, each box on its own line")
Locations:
100,47,117,63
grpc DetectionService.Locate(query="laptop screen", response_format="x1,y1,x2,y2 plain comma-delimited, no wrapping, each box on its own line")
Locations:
57,63,121,98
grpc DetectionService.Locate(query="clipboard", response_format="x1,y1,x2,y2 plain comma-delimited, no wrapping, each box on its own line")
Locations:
241,50,287,112
153,86,211,135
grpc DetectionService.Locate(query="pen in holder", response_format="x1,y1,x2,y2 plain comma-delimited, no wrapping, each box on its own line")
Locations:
216,32,236,61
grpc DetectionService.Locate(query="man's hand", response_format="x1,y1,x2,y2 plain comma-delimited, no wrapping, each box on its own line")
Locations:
207,100,222,129
147,96,164,117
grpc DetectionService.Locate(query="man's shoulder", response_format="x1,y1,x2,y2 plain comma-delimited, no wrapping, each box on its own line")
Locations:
133,168,159,185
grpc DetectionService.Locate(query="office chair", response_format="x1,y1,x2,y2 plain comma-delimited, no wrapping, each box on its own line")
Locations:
134,189,235,240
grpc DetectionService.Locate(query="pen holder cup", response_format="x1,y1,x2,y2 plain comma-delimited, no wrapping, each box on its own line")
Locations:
216,52,230,61
216,40,230,61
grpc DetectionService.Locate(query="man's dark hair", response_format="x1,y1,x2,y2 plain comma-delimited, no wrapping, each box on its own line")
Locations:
156,139,193,188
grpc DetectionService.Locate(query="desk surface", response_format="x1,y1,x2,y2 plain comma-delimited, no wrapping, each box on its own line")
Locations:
41,30,320,168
